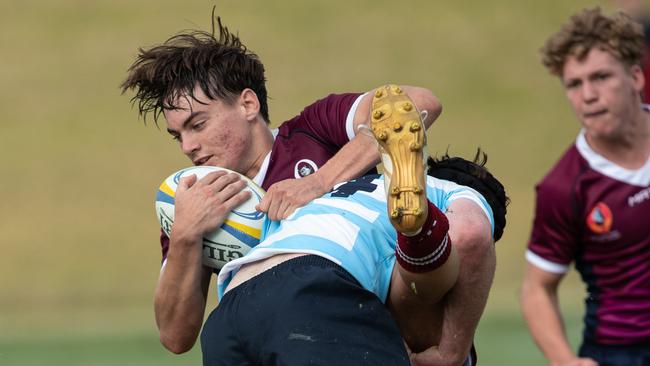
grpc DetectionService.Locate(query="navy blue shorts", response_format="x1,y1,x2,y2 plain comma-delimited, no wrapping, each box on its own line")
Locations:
580,341,650,366
201,255,410,366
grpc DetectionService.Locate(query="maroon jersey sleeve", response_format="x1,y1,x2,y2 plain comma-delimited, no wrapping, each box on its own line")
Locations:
284,93,363,148
160,229,169,265
528,181,580,267
527,147,585,269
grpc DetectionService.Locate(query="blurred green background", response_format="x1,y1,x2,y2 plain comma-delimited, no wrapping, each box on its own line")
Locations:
0,0,617,364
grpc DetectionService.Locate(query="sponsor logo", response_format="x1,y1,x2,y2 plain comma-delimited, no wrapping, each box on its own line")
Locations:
589,230,622,242
158,211,174,236
628,187,650,207
294,159,318,178
203,241,245,263
586,202,613,234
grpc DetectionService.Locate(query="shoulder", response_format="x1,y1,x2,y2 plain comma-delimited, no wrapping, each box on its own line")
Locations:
536,143,587,199
310,92,365,107
295,92,364,120
276,92,364,136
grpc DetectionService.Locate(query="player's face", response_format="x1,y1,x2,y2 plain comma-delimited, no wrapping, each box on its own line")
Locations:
164,87,254,174
561,47,644,142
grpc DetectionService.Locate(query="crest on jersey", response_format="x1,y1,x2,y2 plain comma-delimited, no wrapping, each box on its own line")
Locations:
586,202,613,234
294,159,318,178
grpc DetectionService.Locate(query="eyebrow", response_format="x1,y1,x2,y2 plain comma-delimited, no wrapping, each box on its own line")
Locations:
166,111,204,135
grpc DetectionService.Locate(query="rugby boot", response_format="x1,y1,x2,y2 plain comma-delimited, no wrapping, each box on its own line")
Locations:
370,84,428,235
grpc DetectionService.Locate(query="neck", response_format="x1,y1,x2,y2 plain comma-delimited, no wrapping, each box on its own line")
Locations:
242,118,274,179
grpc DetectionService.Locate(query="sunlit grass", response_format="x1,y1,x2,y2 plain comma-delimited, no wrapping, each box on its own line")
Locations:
1,0,606,364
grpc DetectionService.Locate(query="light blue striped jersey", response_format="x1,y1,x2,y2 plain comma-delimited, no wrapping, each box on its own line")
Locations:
217,174,494,301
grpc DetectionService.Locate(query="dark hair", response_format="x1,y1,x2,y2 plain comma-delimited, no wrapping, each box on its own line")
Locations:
427,149,509,242
541,7,645,76
121,11,269,123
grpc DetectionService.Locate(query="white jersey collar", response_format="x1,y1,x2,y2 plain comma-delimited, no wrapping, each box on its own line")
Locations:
252,128,278,187
575,106,650,186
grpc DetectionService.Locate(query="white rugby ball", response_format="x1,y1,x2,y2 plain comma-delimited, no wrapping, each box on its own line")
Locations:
155,166,266,269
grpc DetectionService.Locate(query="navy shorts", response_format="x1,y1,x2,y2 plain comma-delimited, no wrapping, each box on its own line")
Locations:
201,255,410,366
579,341,650,366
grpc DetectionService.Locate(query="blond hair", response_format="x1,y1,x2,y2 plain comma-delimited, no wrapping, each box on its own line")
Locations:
541,7,645,76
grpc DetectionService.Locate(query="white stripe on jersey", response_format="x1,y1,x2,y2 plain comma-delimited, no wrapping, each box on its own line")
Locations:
345,93,367,140
449,193,492,222
260,213,360,251
312,197,380,223
525,249,570,274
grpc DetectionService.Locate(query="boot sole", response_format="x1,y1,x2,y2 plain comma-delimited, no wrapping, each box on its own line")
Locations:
370,84,427,233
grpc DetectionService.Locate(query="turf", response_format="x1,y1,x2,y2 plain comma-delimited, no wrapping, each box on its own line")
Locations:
0,310,584,366
1,0,609,364
0,333,201,366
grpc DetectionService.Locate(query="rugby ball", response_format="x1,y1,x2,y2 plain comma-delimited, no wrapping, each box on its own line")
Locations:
155,166,266,269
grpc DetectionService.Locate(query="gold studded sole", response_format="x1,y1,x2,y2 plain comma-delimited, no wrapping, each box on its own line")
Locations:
371,84,427,234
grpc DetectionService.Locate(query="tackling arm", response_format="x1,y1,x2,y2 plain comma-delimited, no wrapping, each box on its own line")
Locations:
388,198,493,364
408,198,495,366
258,85,442,220
318,85,442,191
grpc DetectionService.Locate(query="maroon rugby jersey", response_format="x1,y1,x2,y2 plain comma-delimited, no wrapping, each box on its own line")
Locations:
160,92,373,263
526,130,650,346
252,92,368,189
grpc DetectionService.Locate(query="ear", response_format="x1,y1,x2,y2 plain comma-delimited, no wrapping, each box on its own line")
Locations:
629,64,645,93
239,88,261,122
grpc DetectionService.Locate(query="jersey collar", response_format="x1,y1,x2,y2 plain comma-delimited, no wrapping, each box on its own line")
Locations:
575,107,650,186
252,128,278,186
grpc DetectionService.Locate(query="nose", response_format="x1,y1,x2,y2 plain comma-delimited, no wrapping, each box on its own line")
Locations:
581,82,598,103
180,134,200,156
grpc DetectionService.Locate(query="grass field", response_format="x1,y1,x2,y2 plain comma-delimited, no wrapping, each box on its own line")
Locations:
0,311,586,366
0,0,611,364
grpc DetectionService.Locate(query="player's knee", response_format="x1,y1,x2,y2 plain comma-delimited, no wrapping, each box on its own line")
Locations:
451,215,493,256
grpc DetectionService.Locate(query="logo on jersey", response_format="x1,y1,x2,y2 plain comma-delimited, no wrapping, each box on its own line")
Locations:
586,202,613,234
628,187,650,207
294,159,318,178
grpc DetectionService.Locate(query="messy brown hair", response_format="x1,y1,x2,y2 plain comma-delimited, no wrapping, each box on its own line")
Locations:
121,11,269,123
541,7,645,76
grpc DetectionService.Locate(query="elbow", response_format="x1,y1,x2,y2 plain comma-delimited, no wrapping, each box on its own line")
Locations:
160,332,196,354
407,87,442,127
